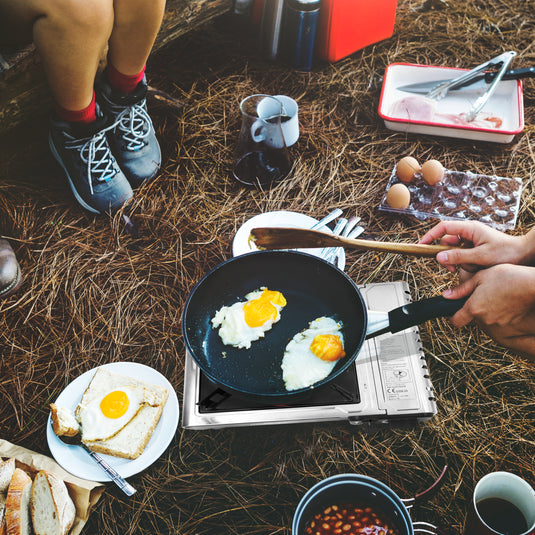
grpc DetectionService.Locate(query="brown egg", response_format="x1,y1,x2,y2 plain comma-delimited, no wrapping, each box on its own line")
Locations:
421,159,444,185
386,183,411,209
396,156,421,183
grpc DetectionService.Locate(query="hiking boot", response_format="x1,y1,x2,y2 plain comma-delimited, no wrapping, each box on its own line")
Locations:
0,239,22,299
49,106,134,214
97,74,161,187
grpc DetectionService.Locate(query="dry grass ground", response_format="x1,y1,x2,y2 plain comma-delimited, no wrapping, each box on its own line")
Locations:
1,0,535,533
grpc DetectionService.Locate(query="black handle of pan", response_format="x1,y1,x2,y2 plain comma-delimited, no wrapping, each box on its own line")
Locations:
388,296,468,334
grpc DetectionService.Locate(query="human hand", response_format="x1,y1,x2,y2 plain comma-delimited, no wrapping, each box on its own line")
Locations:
442,264,535,362
419,220,528,273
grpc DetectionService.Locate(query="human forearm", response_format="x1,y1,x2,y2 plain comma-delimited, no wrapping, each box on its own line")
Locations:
443,264,535,364
484,330,535,363
517,227,535,266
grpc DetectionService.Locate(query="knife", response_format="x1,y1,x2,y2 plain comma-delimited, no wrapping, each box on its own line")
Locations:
397,66,535,94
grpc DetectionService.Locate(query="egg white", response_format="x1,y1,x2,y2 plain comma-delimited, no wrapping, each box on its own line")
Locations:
76,369,159,442
211,288,285,349
281,316,345,391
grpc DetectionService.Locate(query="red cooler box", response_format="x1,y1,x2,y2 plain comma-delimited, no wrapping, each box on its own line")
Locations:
316,0,397,62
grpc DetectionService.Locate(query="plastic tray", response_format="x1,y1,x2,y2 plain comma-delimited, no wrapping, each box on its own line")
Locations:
379,165,523,231
378,63,524,143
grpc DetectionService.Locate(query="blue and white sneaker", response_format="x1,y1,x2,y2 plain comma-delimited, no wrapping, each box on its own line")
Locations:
97,74,161,187
49,106,134,214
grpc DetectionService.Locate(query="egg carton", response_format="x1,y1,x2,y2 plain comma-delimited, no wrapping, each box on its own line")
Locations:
378,165,523,231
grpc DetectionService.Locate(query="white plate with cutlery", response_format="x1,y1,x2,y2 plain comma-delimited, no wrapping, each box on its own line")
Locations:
232,211,346,271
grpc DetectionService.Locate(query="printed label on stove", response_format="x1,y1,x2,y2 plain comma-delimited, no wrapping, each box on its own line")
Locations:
377,335,418,407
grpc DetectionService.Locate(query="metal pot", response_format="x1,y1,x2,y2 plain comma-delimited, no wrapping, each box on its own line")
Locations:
292,468,449,535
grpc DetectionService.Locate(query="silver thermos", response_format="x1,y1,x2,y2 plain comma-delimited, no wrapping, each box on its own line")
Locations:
259,0,285,60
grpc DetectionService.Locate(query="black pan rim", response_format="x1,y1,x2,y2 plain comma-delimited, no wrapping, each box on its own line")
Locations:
181,250,369,398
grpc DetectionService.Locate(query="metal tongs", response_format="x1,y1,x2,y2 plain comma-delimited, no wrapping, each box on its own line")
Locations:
425,50,517,122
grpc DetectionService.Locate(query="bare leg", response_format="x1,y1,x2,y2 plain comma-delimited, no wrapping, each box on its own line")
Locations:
108,0,166,75
0,0,113,111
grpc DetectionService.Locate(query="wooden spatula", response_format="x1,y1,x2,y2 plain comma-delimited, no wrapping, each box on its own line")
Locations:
249,227,453,257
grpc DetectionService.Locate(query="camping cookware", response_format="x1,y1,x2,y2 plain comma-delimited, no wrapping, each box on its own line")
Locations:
250,226,452,257
397,66,535,94
182,251,466,401
292,468,449,535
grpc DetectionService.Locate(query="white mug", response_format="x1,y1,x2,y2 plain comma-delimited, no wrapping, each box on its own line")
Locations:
464,472,535,535
254,95,299,148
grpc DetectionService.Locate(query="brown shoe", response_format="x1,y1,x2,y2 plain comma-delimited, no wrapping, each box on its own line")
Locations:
0,239,22,298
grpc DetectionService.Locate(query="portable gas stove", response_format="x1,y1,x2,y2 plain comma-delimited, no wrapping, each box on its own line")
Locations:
182,281,436,429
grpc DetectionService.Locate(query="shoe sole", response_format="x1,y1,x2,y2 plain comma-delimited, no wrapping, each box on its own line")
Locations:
0,265,22,299
49,135,102,214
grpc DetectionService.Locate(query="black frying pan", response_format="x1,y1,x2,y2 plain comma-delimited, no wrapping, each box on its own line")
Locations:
182,251,465,401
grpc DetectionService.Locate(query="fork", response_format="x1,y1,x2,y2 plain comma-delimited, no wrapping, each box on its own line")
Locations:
322,216,364,265
319,218,348,262
310,208,343,231
57,433,137,496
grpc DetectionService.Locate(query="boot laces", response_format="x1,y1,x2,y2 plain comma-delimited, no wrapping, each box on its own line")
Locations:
65,124,118,194
115,101,152,151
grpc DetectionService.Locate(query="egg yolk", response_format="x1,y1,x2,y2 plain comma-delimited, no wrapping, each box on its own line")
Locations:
310,334,346,362
243,289,287,327
100,390,130,419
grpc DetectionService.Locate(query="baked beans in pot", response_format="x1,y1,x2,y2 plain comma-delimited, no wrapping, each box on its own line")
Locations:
304,503,400,535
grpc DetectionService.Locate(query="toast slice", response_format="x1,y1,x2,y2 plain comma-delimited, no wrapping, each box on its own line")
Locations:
85,389,169,459
31,471,75,535
67,367,170,459
5,469,32,535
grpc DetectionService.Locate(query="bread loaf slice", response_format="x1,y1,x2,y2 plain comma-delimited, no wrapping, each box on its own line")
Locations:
0,493,7,535
31,470,75,535
5,468,32,535
0,457,15,535
0,459,15,494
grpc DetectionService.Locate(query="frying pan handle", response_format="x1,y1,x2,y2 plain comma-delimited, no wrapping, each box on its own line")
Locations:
388,296,468,334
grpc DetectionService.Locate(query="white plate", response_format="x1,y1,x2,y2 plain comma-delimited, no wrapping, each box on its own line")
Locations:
47,362,179,482
378,63,524,143
232,210,346,271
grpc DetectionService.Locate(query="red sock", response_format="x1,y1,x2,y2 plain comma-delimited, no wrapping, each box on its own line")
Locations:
107,62,146,94
54,91,96,124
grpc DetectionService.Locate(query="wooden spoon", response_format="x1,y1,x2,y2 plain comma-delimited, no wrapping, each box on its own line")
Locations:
249,227,454,257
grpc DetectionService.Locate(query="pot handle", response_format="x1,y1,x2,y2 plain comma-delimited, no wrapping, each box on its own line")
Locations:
402,465,449,506
413,465,448,503
388,296,468,334
412,522,459,535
